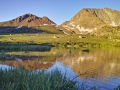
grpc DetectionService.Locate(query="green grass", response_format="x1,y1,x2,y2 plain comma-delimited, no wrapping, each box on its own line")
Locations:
0,43,52,51
36,26,63,34
0,67,119,90
0,34,120,49
0,67,76,90
0,26,63,34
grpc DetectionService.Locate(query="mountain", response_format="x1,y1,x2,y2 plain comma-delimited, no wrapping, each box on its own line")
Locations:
1,8,120,35
0,13,56,26
61,8,120,34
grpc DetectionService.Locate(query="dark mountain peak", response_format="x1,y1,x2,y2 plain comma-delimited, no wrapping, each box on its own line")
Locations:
24,13,33,16
0,14,56,26
16,13,39,22
22,13,33,18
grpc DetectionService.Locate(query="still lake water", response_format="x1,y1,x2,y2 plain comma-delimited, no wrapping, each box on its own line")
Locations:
0,47,120,89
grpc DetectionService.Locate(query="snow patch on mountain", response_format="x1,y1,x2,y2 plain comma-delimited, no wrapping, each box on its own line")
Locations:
70,22,75,27
76,25,97,33
110,21,117,26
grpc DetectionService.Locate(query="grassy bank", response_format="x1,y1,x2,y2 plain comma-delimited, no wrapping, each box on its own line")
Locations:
0,68,76,90
0,68,120,90
0,34,120,48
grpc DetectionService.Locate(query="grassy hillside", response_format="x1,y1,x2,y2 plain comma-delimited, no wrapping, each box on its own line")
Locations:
93,26,120,38
0,26,63,34
36,26,63,34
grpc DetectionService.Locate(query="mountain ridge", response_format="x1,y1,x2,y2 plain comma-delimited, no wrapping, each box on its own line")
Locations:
0,13,56,26
61,8,120,34
1,8,120,35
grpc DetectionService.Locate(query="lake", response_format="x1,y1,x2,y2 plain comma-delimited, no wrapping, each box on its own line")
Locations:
0,47,120,89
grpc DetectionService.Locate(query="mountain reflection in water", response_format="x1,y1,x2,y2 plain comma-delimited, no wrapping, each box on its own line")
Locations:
0,48,120,89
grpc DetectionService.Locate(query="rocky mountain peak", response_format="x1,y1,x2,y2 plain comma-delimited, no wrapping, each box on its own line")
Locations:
0,13,56,26
61,8,120,34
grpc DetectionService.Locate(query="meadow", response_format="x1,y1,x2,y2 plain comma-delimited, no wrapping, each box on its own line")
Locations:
0,33,120,49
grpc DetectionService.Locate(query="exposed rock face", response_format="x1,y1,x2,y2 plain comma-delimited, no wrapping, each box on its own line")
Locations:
62,8,120,34
0,13,56,26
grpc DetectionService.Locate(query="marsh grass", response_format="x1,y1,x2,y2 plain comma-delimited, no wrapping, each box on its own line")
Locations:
0,67,76,90
0,51,6,60
0,67,99,90
0,43,52,51
114,85,120,90
0,67,119,90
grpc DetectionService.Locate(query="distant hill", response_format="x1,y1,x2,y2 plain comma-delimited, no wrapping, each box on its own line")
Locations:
61,8,120,34
0,14,64,34
0,13,56,26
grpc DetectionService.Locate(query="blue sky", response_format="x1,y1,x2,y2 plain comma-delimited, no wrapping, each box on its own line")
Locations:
0,0,120,25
